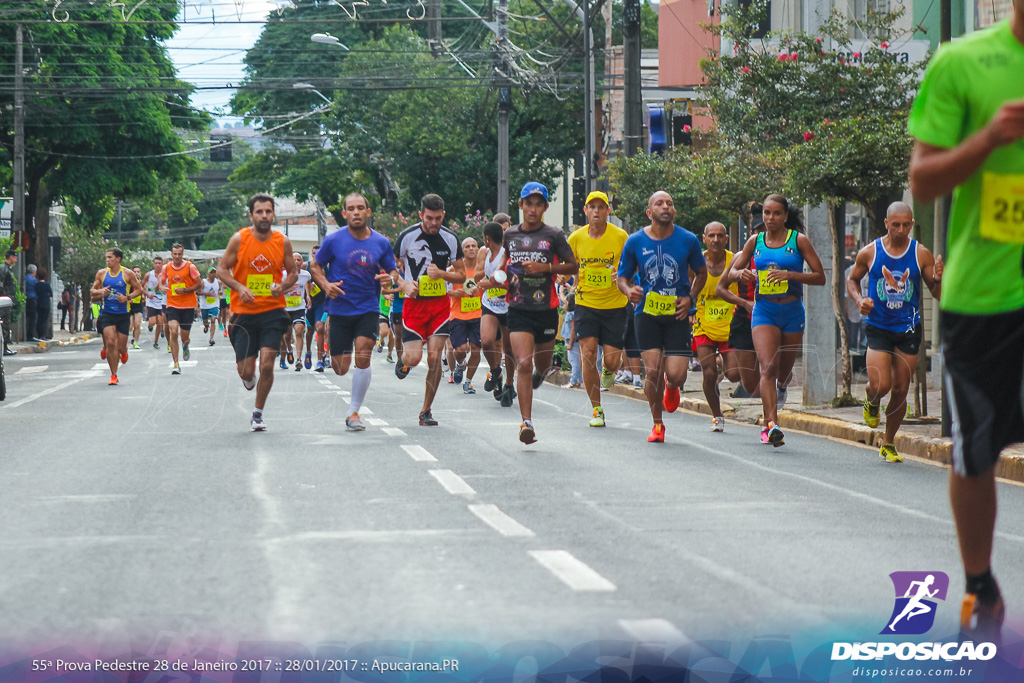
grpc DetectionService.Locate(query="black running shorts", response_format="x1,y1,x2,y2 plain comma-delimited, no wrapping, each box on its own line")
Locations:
230,309,290,363
507,307,558,344
329,311,379,356
865,323,922,356
97,312,131,337
165,306,195,330
634,312,694,357
574,304,629,349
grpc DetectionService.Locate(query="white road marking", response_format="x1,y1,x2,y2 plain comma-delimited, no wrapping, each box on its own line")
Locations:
428,469,476,495
381,427,406,437
364,417,388,427
528,550,616,592
401,444,437,462
468,504,535,537
618,619,690,645
3,376,91,409
91,362,109,370
360,406,373,415
15,365,48,374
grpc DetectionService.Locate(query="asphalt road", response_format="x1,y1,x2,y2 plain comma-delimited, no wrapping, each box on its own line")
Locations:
2,335,1022,658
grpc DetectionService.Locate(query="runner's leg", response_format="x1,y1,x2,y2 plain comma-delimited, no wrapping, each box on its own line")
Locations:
883,348,917,445
579,336,601,408
753,325,782,426
421,334,447,413
510,332,537,420
697,343,723,418
640,348,665,425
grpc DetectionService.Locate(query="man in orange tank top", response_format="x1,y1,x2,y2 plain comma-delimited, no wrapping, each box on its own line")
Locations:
216,194,299,432
161,243,203,375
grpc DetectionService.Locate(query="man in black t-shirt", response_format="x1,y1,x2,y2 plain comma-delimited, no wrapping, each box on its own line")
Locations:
501,182,578,444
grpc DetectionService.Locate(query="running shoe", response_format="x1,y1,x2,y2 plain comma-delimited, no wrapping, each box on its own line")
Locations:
395,362,411,380
663,383,680,413
447,374,455,384
519,420,537,444
633,377,643,388
500,385,514,407
171,364,181,375
647,424,666,443
463,381,475,394
615,372,632,385
776,382,789,411
386,355,395,363
223,329,228,337
509,384,517,401
209,339,215,346
879,443,903,463
493,382,504,401
203,321,209,334
346,413,366,432
100,347,106,360
863,393,880,428
250,413,267,432
242,375,256,391
760,427,770,444
315,360,325,373
182,343,190,361
419,410,438,426
484,369,502,393
601,368,615,389
453,363,465,385
108,375,118,386
960,591,1005,645
711,416,725,432
767,423,785,447
589,406,606,428
376,341,383,353
167,344,171,353
279,358,287,370
304,352,312,369
131,341,140,350
120,352,128,364
294,362,301,372
153,342,159,350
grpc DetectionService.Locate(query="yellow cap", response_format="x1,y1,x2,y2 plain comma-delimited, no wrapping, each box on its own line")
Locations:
585,190,609,206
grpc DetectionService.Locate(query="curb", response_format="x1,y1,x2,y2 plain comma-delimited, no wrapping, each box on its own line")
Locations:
546,371,1024,484
10,333,98,355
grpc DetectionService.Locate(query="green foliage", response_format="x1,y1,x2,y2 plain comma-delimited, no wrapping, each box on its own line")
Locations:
604,149,730,232
682,140,783,227
0,236,25,322
56,229,147,291
201,219,241,251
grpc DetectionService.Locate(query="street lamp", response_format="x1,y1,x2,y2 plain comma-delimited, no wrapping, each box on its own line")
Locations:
292,82,332,105
311,33,350,50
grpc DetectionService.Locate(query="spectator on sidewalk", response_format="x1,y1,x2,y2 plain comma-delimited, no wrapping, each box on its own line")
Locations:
24,263,38,341
34,267,53,341
59,284,72,331
1,250,17,355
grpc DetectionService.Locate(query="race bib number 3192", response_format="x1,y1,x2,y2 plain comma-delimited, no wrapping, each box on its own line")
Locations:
643,292,676,316
981,171,1024,244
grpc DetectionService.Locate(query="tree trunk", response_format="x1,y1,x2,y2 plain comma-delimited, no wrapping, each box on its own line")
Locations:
33,182,51,275
827,201,853,399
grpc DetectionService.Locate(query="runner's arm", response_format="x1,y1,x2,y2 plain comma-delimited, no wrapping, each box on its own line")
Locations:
918,244,943,301
716,236,756,307
767,234,825,286
277,237,300,296
680,265,708,320
847,244,875,315
90,269,108,302
215,232,255,303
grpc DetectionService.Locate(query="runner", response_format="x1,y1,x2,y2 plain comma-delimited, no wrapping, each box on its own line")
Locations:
502,182,579,443
129,266,144,349
280,251,311,372
217,194,299,431
384,281,405,365
199,267,222,346
567,190,629,427
377,292,393,356
91,248,144,385
161,244,203,375
305,244,328,371
719,194,826,447
692,221,738,432
143,256,166,350
474,221,516,404
393,194,466,426
846,202,943,462
908,16,1024,638
716,204,766,399
310,192,400,431
449,236,483,394
616,191,707,443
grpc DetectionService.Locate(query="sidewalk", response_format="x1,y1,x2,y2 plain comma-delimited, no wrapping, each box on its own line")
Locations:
7,328,99,355
548,364,1024,485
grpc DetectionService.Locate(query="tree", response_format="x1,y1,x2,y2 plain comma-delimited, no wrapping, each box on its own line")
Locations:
784,115,912,400
682,140,782,233
0,5,210,274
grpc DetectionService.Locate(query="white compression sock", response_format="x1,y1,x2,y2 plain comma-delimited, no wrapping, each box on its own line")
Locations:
348,366,372,417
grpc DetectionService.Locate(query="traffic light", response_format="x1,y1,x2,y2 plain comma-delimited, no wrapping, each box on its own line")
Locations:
671,99,692,147
572,176,586,226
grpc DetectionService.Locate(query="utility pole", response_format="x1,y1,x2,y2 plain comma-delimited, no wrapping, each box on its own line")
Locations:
622,0,642,158
428,0,442,49
582,0,595,192
496,0,510,212
937,0,952,437
13,24,25,241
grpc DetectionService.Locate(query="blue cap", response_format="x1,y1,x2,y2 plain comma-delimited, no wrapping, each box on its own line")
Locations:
520,182,549,201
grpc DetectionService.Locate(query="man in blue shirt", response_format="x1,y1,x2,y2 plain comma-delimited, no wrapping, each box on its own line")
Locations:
310,192,401,432
24,264,38,341
617,190,707,443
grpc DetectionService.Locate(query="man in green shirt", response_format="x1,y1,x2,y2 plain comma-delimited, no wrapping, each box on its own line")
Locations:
908,12,1024,642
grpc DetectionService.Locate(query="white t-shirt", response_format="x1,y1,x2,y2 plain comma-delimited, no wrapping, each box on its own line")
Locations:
285,269,311,311
199,278,221,310
145,271,165,307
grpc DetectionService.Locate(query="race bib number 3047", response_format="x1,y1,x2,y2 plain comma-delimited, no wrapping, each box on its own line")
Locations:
981,171,1024,244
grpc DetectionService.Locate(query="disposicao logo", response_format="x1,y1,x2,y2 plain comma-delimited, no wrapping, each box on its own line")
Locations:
831,571,997,663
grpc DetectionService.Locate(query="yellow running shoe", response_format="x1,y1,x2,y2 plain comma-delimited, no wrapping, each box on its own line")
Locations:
879,443,903,463
864,394,880,428
589,406,606,427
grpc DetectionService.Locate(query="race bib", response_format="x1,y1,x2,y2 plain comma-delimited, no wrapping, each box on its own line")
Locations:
132,296,142,304
205,296,216,305
247,274,273,296
285,295,303,308
310,282,322,297
584,267,613,290
758,270,788,296
171,283,186,296
643,291,677,316
704,299,733,321
418,275,446,297
460,296,481,313
980,171,1024,244
486,287,507,300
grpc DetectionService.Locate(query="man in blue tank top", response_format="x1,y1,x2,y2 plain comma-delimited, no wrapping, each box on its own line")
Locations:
91,248,144,386
846,202,943,463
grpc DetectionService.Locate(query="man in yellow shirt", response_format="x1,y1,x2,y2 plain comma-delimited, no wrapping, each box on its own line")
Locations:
567,191,630,427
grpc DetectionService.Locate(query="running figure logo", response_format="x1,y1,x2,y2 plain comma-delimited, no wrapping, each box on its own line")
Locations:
881,571,949,635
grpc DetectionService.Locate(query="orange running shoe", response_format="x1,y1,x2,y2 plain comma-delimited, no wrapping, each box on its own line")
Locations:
120,352,128,364
647,424,666,443
960,592,1005,644
108,375,118,386
663,382,680,413
100,347,106,360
